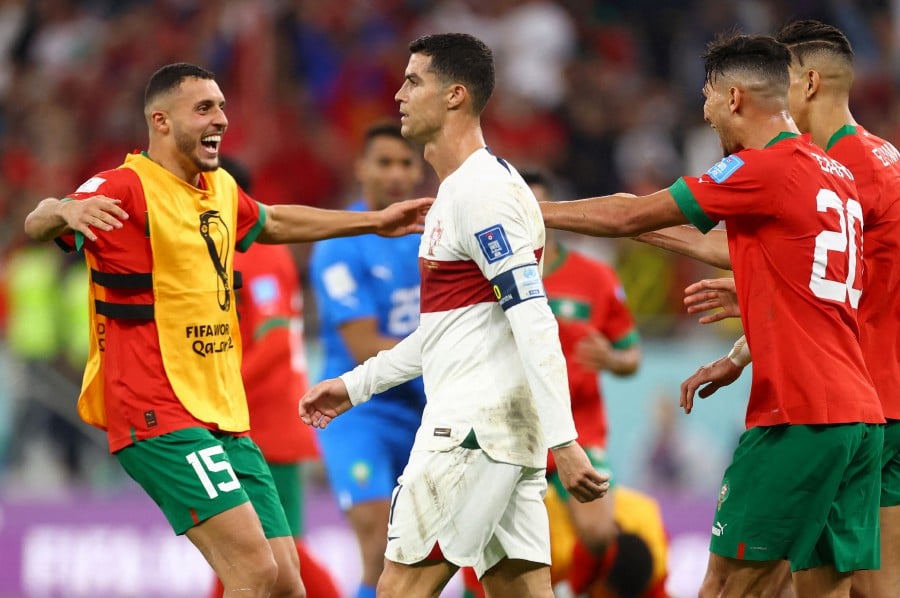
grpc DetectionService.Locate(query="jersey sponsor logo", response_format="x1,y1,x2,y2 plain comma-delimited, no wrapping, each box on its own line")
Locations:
475,224,512,263
433,427,452,437
711,521,728,537
322,262,358,300
75,176,106,193
706,155,745,183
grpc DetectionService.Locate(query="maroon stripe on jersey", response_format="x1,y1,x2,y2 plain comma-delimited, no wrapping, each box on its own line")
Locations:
418,248,544,313
419,258,493,312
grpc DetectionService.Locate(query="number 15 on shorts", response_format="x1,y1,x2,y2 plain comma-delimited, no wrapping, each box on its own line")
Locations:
186,446,241,499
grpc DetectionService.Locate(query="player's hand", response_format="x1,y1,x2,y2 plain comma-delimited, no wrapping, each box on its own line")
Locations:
680,356,744,414
298,378,353,429
574,332,613,372
684,277,739,324
59,195,129,242
375,197,433,237
551,443,610,503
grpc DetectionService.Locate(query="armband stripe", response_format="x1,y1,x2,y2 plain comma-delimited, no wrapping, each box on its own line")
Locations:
490,264,545,311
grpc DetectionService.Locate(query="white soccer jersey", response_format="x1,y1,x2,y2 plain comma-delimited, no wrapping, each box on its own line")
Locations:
342,148,577,468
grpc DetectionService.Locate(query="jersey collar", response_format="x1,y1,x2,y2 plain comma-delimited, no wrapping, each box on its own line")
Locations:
764,131,800,148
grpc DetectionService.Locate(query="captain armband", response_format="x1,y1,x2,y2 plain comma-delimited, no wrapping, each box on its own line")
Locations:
490,263,546,311
727,335,751,368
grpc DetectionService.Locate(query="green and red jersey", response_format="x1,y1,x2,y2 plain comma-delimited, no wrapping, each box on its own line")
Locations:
57,153,264,452
234,243,318,463
827,125,900,420
544,245,639,449
670,133,883,428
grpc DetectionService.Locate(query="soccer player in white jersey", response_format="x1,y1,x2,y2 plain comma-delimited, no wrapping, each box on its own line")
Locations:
299,33,608,598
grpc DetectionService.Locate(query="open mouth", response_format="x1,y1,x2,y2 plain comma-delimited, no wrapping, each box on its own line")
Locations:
201,134,222,154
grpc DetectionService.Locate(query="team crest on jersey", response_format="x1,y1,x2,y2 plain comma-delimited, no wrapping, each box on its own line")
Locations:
427,220,443,256
706,155,744,183
475,224,512,263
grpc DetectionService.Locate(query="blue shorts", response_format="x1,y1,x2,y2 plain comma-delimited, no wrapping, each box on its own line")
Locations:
317,404,420,510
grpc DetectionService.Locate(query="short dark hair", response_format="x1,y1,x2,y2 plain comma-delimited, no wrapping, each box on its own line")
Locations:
145,63,215,107
702,33,791,91
363,121,415,152
409,33,495,114
776,19,853,66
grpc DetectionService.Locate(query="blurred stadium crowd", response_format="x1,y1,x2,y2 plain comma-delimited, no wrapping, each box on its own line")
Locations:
0,0,895,501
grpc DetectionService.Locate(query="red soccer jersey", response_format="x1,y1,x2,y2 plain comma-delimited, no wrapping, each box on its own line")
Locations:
827,125,900,420
543,245,638,449
670,132,883,428
234,243,318,463
58,156,264,451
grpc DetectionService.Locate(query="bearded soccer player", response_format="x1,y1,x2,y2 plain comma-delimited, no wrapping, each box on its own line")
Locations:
22,63,429,597
664,21,900,597
541,33,884,597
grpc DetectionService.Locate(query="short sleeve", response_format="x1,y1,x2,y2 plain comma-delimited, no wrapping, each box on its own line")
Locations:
670,148,789,230
58,169,139,252
235,192,265,252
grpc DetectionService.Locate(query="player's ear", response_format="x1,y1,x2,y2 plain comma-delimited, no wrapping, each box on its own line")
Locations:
149,110,169,134
728,86,742,114
805,69,820,98
447,83,467,111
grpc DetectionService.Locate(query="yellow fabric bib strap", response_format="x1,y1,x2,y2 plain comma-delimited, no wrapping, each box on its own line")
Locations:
77,153,250,432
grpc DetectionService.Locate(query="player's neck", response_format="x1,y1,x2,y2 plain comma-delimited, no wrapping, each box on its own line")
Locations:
809,101,856,150
423,120,486,181
145,145,201,186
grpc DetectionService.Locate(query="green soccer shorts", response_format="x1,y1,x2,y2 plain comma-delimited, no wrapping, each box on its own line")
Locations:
881,419,900,507
709,422,883,572
117,427,291,537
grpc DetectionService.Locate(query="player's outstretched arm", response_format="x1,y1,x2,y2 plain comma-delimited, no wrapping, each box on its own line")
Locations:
299,378,353,429
574,332,641,376
24,196,129,242
679,337,749,414
551,442,610,503
634,226,732,270
684,277,740,324
257,197,432,244
540,190,688,237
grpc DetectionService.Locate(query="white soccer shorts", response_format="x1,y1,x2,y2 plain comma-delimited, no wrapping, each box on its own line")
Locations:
384,445,550,578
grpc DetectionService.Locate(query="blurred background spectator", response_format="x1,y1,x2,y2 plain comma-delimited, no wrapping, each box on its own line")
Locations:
0,1,895,596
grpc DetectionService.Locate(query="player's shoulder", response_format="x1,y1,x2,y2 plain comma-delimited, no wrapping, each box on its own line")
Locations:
68,167,140,200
